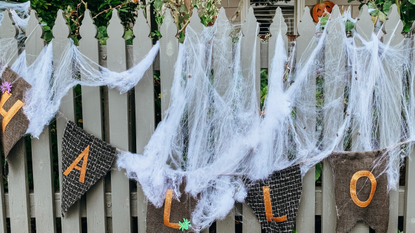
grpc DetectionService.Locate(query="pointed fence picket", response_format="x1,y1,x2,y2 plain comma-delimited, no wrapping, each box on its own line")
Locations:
0,4,413,233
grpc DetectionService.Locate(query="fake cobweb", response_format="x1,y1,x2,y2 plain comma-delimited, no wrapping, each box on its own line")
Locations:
0,6,159,138
0,2,415,231
118,6,415,231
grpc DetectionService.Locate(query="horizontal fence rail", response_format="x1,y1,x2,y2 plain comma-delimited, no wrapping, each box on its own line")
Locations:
0,3,413,233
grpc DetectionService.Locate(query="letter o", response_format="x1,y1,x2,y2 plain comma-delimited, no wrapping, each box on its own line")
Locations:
350,170,377,207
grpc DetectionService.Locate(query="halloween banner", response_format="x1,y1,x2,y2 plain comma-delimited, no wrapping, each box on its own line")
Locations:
329,150,389,233
61,121,116,216
146,178,198,233
0,65,31,158
245,164,302,233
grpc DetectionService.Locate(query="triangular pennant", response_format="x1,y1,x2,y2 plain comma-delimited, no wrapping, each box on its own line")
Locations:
246,164,302,233
146,178,198,233
0,66,31,157
61,121,116,216
329,150,389,233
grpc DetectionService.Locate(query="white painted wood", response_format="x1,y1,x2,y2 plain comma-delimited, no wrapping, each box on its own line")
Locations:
53,9,81,233
106,9,132,233
348,4,373,233
189,8,204,34
1,10,31,233
216,207,235,233
322,5,343,233
133,9,154,233
381,5,403,233
0,10,18,65
159,8,178,118
295,7,316,233
405,19,415,233
79,9,107,233
0,10,14,233
269,7,288,62
240,7,261,233
26,10,56,233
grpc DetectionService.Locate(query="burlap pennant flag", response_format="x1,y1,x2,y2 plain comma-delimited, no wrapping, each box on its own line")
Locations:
329,149,389,233
0,66,31,158
246,164,302,233
146,178,198,233
61,121,116,216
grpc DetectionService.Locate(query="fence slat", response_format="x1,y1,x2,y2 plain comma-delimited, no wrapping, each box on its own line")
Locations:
78,9,107,233
133,9,154,233
381,5,404,233
0,10,16,233
322,5,343,233
405,20,415,233
0,10,31,233
53,9,82,233
107,9,132,233
27,10,57,233
159,8,178,118
295,7,316,233
268,7,288,61
349,4,374,233
240,7,261,233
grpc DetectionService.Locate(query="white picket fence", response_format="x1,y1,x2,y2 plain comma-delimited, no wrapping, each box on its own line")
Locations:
0,3,414,233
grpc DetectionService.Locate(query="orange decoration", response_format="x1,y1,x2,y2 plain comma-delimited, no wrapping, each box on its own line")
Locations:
312,1,335,22
350,170,377,207
63,145,90,183
0,91,24,133
262,186,287,222
163,189,181,229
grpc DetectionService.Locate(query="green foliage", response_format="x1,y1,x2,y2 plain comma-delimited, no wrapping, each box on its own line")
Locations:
315,162,322,181
350,0,415,32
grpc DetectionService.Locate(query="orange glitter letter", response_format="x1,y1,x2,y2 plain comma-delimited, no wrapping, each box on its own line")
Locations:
63,145,90,183
262,186,287,222
350,170,377,207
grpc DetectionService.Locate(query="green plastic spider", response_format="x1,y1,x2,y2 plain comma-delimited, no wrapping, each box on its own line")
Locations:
178,218,191,231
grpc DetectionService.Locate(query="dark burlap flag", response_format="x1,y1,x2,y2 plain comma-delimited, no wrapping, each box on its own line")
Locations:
0,66,31,158
147,178,198,233
329,150,389,233
246,164,302,233
61,121,116,216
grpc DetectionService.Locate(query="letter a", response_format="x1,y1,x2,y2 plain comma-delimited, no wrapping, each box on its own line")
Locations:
63,145,89,183
0,92,24,133
163,189,180,229
263,186,287,222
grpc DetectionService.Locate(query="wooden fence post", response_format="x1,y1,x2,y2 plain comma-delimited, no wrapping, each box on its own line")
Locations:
133,8,154,233
349,4,373,233
53,9,82,233
159,8,178,118
322,5,344,233
0,9,31,233
240,7,261,233
381,5,404,233
79,9,108,233
107,9,132,233
295,6,316,233
26,9,57,233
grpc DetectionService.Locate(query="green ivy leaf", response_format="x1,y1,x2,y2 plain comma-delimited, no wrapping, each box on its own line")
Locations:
409,0,415,5
379,11,387,22
370,9,380,16
315,163,322,181
383,1,393,15
403,24,412,32
154,0,164,9
367,2,376,9
345,20,355,31
180,4,187,13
